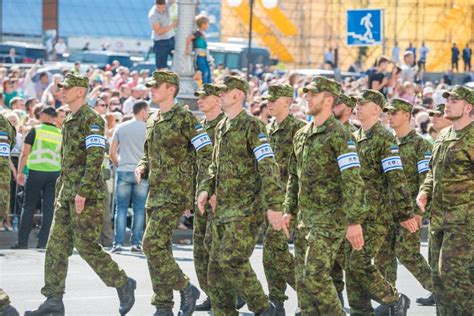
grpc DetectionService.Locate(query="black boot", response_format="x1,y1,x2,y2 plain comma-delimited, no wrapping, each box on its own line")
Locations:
271,300,285,316
374,303,390,316
0,304,19,316
195,296,212,311
337,291,344,307
389,294,410,316
178,284,200,316
295,306,301,316
236,295,246,309
255,301,276,316
153,308,173,316
416,293,436,306
24,297,65,316
116,277,136,315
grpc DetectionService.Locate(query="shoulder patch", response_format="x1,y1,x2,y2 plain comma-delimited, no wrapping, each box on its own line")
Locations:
258,133,268,142
347,140,356,149
424,151,432,159
390,145,399,154
0,131,9,140
195,124,204,132
90,124,100,132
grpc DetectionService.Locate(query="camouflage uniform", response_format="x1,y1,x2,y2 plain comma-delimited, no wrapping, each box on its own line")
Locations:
375,99,434,291
42,74,129,298
139,71,213,308
0,113,15,223
192,84,226,298
345,90,415,315
331,93,357,297
261,84,304,304
419,86,474,315
0,289,10,309
198,76,284,315
284,77,367,315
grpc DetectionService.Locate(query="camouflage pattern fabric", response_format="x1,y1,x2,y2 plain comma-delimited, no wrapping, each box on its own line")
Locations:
303,76,342,97
0,113,15,222
375,130,433,291
419,122,474,315
284,116,366,315
41,105,128,298
337,94,357,109
383,97,413,114
222,76,249,94
356,89,386,109
442,84,474,104
194,84,227,97
262,84,294,102
262,114,305,303
145,70,180,88
139,104,213,307
345,122,414,315
428,103,446,116
198,110,283,314
57,73,89,89
0,289,10,309
193,112,225,297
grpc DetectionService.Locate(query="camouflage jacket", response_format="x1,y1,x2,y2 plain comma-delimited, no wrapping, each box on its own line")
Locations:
0,113,16,167
344,120,358,133
396,129,432,216
284,115,366,229
266,114,306,183
353,122,414,223
199,110,284,224
419,122,473,230
138,104,213,209
57,104,106,200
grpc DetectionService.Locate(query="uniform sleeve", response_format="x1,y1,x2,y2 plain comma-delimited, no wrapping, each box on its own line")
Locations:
8,121,16,149
137,117,153,176
415,139,432,215
332,131,367,224
198,145,217,196
283,142,298,216
248,121,284,212
78,116,106,198
380,137,414,221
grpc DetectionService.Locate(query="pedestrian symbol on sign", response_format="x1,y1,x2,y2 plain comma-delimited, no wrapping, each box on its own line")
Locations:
347,9,383,46
360,13,373,40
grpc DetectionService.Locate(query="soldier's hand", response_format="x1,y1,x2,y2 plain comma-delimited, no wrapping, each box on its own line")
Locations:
75,194,86,214
400,216,419,233
416,191,428,213
281,214,292,239
414,214,423,228
209,194,217,213
267,210,283,230
346,224,364,250
135,166,145,184
197,191,208,215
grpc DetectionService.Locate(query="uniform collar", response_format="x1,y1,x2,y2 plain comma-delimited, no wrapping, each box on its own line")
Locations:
357,121,381,141
445,121,473,141
204,112,225,129
307,115,336,136
65,104,88,123
397,129,417,145
154,103,180,122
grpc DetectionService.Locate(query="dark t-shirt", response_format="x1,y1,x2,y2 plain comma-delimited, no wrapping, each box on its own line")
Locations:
368,72,385,91
452,47,460,61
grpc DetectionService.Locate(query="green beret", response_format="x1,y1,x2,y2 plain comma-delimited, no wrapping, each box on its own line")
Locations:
145,70,180,88
194,83,227,97
337,94,356,109
383,98,413,113
442,85,474,105
356,89,386,108
427,104,446,116
57,73,89,89
223,76,249,95
303,76,342,96
262,84,294,102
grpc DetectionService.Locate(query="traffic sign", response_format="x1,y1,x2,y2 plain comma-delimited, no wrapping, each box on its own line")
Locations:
347,9,383,46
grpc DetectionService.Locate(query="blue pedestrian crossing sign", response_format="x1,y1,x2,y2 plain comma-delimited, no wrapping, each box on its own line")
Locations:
346,9,383,46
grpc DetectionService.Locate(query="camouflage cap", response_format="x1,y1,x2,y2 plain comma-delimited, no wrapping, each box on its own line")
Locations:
383,98,413,113
194,83,227,97
303,76,342,96
442,85,474,105
336,94,357,109
262,84,294,102
145,70,180,88
427,104,446,116
223,76,249,94
57,73,89,89
356,89,386,109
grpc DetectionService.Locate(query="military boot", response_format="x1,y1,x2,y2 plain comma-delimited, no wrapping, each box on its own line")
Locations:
270,300,285,316
116,277,136,315
389,294,410,316
255,301,276,316
374,303,390,315
177,284,200,316
295,306,301,316
195,297,212,311
236,295,246,309
153,308,173,316
416,293,435,306
24,297,65,316
0,304,19,316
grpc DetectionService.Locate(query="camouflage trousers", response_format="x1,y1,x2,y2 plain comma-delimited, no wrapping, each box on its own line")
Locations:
375,224,433,291
208,216,268,316
41,198,128,298
330,242,346,295
142,207,190,308
0,164,11,222
345,219,399,315
0,289,10,309
193,207,212,296
294,227,345,316
429,227,473,315
262,218,296,303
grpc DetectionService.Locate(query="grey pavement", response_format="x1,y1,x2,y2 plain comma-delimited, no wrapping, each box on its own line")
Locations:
1,242,436,315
